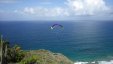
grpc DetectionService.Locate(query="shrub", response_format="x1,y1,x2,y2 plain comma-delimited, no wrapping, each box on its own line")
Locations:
20,55,37,64
7,45,25,63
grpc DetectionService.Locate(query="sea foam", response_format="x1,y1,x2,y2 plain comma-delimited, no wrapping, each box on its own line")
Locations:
74,60,113,64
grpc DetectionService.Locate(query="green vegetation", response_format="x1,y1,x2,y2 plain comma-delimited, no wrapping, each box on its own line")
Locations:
20,55,37,64
0,38,25,63
0,36,73,64
20,49,73,64
0,40,10,64
7,45,25,62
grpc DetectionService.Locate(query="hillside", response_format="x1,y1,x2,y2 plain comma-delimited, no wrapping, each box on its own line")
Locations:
20,49,74,64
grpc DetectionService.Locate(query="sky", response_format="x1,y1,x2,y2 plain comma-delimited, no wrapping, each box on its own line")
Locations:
0,0,113,21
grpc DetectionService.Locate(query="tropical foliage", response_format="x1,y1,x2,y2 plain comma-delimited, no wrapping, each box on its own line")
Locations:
0,37,73,64
7,45,25,62
0,39,25,63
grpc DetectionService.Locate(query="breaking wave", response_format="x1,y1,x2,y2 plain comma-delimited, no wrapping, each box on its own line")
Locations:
74,60,113,64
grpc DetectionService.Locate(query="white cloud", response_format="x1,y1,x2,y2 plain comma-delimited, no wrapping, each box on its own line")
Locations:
23,7,35,14
15,0,110,17
15,7,69,17
66,0,110,15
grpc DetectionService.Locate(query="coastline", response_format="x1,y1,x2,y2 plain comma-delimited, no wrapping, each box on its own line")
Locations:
20,49,74,64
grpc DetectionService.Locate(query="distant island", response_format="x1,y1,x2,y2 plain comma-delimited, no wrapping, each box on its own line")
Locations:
0,36,74,64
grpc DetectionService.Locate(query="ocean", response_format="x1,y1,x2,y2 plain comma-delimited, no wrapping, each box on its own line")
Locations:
0,21,113,64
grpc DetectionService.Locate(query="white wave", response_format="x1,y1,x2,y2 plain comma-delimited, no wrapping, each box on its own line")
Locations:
98,60,113,64
74,60,113,64
74,62,88,64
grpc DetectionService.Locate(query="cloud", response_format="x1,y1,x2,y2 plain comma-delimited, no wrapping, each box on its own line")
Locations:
4,0,112,20
66,0,110,15
15,0,111,17
15,7,69,17
23,7,35,14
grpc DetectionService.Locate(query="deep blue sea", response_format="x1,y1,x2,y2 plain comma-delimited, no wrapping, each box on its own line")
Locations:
0,21,113,64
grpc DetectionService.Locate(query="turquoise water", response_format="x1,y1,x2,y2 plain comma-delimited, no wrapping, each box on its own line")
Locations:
0,21,113,63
